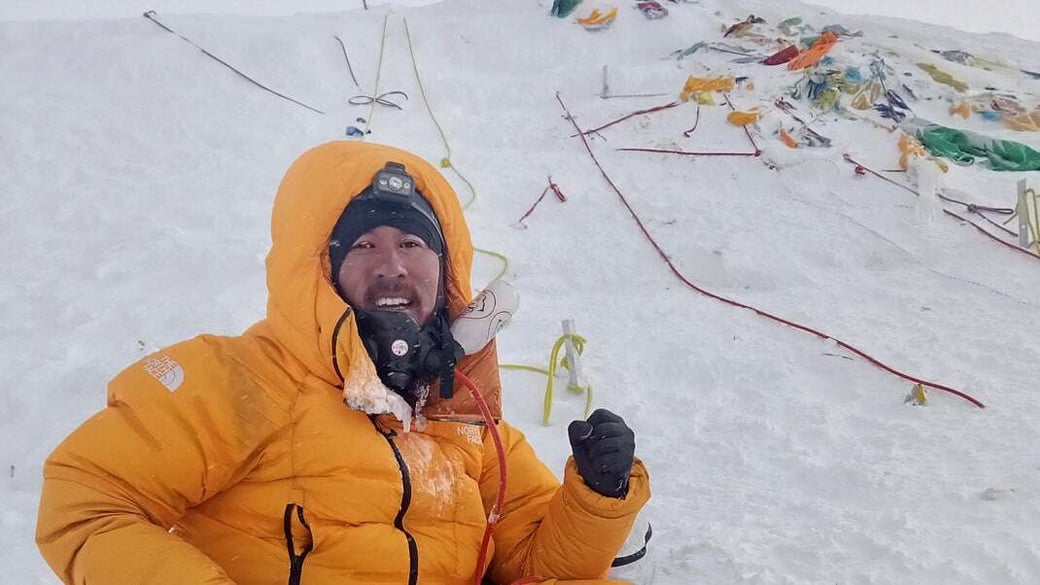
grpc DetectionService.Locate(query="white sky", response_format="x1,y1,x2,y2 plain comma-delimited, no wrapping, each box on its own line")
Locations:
0,0,1038,42
2,0,1039,583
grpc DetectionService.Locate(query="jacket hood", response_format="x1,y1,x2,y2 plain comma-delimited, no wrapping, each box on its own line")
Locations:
264,141,474,400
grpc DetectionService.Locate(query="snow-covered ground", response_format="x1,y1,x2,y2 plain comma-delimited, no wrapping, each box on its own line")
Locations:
3,0,1039,583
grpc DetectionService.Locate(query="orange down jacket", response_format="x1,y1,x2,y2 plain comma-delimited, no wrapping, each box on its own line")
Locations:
36,142,651,585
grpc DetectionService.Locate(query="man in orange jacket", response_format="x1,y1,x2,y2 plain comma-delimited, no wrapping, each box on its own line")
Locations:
36,142,650,585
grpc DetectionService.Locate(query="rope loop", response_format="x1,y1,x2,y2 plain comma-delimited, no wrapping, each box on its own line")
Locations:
348,90,409,110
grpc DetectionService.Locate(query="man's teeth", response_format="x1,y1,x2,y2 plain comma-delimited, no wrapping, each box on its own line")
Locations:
375,297,411,308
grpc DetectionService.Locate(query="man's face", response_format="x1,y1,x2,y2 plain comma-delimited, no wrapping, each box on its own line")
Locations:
336,225,441,326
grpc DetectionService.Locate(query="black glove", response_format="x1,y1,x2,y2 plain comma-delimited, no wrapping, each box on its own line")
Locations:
568,408,635,498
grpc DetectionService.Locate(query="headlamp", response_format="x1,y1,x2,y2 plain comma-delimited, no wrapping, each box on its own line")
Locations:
373,161,416,200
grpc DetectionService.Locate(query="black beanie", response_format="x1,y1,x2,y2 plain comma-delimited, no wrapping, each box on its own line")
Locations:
329,186,445,282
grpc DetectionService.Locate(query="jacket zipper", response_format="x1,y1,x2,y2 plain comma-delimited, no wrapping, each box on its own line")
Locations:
283,503,313,585
371,417,419,585
330,308,352,382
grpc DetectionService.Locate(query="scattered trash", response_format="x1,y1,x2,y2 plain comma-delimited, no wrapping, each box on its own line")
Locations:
821,24,862,37
345,126,369,137
723,14,765,38
912,121,1040,171
949,101,971,119
671,40,706,59
551,0,584,18
788,31,839,70
932,49,975,66
899,133,947,172
980,487,1016,501
726,110,760,126
991,96,1027,115
576,6,618,31
917,62,969,92
779,128,800,149
777,17,807,37
904,383,928,405
635,1,668,19
852,79,885,110
1004,111,1040,132
778,125,831,148
679,75,735,103
875,89,912,122
763,45,799,66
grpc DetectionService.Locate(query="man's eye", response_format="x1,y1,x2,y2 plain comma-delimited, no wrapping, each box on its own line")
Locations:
351,241,373,250
401,239,424,249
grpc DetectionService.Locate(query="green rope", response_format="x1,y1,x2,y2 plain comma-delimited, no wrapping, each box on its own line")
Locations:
363,14,391,135
402,18,477,210
474,247,510,282
501,334,592,425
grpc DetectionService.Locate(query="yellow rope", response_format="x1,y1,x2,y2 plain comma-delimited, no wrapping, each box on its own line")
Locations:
362,14,391,136
403,17,477,209
474,247,510,282
500,364,550,376
400,17,511,286
501,334,592,425
362,16,484,217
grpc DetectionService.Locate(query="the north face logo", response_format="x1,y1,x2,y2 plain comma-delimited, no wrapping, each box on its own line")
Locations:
143,355,184,391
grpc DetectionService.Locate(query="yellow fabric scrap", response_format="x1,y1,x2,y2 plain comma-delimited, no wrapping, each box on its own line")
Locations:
851,80,883,110
1004,111,1040,132
905,383,928,406
899,133,948,173
917,63,968,92
679,76,735,102
815,87,842,111
726,110,760,126
949,102,972,119
576,7,618,28
691,91,716,105
779,128,799,149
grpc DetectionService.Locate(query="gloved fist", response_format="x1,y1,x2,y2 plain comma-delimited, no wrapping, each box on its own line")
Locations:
568,408,635,498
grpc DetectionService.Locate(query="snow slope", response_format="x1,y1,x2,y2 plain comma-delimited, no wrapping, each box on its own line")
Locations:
2,0,1039,583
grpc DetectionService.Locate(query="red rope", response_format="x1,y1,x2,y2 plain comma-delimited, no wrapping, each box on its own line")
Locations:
456,369,509,585
682,104,701,137
556,91,985,408
572,101,680,137
619,147,759,157
843,154,1040,263
548,176,567,201
517,186,551,225
623,95,762,157
517,177,568,225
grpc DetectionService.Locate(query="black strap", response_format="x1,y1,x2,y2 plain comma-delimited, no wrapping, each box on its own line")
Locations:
611,523,652,568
